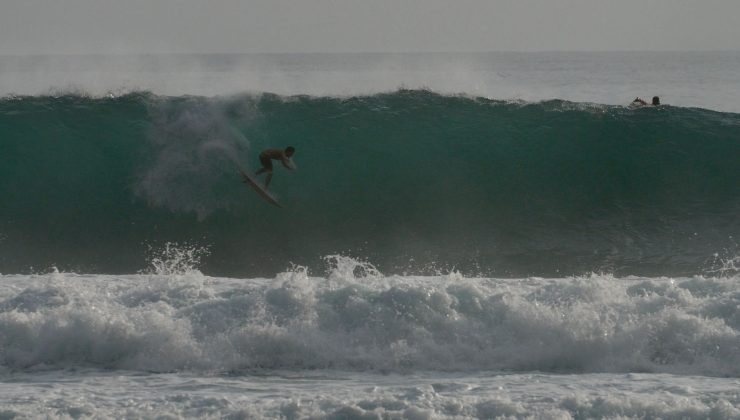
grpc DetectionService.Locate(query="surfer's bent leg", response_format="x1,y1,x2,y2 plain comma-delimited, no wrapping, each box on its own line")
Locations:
264,173,273,190
256,155,273,176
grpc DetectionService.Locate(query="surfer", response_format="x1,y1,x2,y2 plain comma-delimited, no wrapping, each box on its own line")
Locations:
630,96,661,107
255,147,295,190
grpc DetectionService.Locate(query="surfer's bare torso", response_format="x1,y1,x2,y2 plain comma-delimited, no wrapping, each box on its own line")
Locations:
259,148,293,172
255,146,296,190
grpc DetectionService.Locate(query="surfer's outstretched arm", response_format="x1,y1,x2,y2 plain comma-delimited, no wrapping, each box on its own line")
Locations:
281,158,295,170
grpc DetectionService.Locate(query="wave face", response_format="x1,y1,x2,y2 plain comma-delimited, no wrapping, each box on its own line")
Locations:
1,91,739,276
1,263,739,377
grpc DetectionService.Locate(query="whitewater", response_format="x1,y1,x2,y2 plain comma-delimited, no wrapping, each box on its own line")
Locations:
1,257,739,418
1,52,740,418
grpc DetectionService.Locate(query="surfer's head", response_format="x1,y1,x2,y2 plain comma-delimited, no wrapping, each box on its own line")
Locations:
285,146,295,157
652,96,660,106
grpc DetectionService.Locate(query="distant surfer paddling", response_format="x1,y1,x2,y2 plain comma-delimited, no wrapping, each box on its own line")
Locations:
631,96,661,107
255,146,296,190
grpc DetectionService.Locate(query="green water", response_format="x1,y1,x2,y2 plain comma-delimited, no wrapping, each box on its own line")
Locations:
1,91,738,276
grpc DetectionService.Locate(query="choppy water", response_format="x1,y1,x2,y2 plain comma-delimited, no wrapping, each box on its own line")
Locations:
2,370,738,418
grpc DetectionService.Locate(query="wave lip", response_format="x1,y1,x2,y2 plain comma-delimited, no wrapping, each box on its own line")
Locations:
3,52,740,112
1,259,738,377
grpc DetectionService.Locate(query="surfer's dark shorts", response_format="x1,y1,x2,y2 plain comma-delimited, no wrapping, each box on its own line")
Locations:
259,154,273,171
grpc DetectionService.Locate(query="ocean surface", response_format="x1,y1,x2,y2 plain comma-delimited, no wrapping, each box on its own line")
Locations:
1,52,739,418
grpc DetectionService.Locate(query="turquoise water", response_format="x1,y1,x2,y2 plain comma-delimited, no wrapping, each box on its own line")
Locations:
1,91,739,276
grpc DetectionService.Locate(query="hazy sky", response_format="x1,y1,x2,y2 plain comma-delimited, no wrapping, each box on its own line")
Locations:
2,0,739,54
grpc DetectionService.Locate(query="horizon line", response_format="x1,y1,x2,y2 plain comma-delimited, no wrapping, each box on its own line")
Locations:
1,49,739,57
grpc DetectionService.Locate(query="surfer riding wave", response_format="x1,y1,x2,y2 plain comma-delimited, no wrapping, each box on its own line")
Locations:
255,146,296,190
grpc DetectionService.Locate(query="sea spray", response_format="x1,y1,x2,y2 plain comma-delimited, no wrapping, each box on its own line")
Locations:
144,241,211,276
136,95,256,219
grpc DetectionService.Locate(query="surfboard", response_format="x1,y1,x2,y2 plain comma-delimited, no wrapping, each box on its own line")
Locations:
239,169,282,208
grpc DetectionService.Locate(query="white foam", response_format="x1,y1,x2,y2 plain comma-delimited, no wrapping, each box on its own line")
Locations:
1,256,737,376
0,370,738,419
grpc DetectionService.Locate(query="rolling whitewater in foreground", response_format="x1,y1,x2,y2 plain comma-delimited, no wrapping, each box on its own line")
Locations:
1,52,739,418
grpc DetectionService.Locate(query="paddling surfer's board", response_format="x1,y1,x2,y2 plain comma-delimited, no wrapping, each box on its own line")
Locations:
239,169,282,208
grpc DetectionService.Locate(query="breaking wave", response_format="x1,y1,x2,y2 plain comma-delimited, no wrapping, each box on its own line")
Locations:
1,254,738,377
1,91,739,277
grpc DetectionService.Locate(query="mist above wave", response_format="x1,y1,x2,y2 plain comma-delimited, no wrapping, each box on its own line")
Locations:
2,52,740,112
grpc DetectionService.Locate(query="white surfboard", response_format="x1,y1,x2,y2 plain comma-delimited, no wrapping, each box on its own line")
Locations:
239,169,282,208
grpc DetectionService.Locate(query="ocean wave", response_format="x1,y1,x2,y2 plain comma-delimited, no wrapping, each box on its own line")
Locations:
1,91,739,276
1,256,738,377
